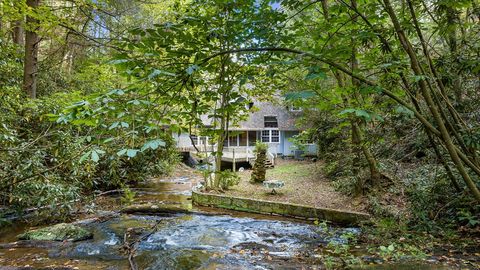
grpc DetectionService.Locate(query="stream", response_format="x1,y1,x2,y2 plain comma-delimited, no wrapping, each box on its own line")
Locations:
0,171,459,269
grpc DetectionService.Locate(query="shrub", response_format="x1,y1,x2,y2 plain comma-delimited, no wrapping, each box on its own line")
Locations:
218,170,240,190
0,89,179,221
251,141,268,183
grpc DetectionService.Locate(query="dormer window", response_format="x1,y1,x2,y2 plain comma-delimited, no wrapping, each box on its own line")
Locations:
264,116,278,128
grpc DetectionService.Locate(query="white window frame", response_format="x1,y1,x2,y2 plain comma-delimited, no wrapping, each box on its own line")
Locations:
261,129,280,143
191,135,213,146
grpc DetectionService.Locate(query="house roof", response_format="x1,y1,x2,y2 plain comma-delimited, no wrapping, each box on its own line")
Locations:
198,93,303,131
230,99,302,131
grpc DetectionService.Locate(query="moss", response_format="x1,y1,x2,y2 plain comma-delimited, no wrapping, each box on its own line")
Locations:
18,223,92,242
192,188,370,225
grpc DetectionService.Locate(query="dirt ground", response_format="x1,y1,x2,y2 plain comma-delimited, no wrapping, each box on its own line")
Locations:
224,159,366,213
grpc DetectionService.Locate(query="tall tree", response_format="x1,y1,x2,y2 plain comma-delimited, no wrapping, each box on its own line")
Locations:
23,0,40,98
12,20,24,46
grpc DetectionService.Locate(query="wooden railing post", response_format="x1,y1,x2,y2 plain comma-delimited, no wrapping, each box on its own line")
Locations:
232,148,236,172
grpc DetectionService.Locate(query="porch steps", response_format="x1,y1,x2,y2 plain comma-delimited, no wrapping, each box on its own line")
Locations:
265,160,274,169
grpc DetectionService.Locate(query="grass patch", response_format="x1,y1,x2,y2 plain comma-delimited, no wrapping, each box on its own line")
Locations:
224,160,365,212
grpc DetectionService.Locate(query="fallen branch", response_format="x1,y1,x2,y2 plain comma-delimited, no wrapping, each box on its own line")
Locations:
121,219,163,270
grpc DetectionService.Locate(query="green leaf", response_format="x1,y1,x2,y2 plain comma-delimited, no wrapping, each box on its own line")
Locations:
305,66,327,80
79,151,90,163
186,65,199,75
141,139,166,152
359,86,383,95
103,138,114,143
284,91,316,100
109,122,119,130
412,75,428,82
305,71,327,80
127,100,141,106
117,149,128,156
127,149,139,158
339,108,372,121
148,69,176,79
355,110,371,121
91,150,100,162
339,108,356,115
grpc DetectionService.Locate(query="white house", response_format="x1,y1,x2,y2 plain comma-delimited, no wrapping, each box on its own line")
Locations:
173,97,317,165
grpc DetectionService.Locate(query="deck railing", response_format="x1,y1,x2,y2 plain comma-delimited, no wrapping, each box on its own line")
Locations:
267,151,275,166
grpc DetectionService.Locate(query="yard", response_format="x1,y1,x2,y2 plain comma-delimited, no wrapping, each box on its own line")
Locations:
225,159,366,212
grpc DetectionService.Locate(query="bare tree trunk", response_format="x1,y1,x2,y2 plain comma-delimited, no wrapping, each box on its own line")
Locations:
12,20,24,46
443,3,462,104
352,121,382,186
23,0,40,99
214,115,226,189
350,0,382,189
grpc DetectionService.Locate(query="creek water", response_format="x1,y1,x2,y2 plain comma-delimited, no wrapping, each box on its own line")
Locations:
0,172,454,269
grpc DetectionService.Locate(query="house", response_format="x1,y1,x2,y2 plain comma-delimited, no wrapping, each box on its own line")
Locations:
174,97,317,166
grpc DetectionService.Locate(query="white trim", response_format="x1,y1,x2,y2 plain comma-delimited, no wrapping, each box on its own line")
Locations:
261,129,280,143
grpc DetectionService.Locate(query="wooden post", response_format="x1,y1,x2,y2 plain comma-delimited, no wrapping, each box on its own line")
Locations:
232,148,236,172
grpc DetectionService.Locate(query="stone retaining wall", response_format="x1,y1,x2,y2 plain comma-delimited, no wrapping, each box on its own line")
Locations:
192,188,370,225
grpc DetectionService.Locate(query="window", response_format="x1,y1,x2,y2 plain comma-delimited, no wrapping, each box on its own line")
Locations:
271,130,279,142
261,130,270,142
261,130,280,143
264,116,278,128
229,134,239,147
190,135,213,146
248,131,257,145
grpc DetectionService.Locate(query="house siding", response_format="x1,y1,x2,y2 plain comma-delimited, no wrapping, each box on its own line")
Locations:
173,96,318,156
283,131,298,156
175,133,193,148
282,131,317,156
174,130,317,156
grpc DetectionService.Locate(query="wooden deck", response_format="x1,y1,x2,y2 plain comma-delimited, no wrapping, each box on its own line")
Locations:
176,146,255,163
177,145,275,166
221,151,254,163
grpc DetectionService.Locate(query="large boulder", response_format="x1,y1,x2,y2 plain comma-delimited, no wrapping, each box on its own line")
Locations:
18,223,93,242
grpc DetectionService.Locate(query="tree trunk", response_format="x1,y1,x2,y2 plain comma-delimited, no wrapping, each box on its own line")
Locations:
352,121,382,187
23,0,40,99
383,0,480,202
444,4,462,104
214,125,225,189
12,20,24,46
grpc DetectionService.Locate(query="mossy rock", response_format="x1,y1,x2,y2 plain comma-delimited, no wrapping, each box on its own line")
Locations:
18,223,93,242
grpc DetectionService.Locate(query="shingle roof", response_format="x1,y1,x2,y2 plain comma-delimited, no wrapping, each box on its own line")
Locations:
229,100,301,131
